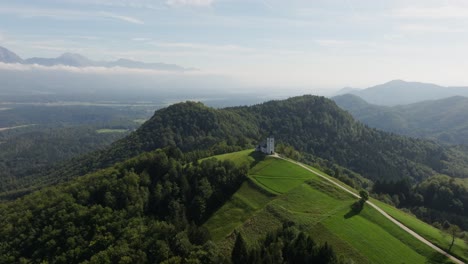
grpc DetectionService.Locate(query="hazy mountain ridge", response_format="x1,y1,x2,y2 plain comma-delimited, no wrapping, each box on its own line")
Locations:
0,45,190,71
333,94,468,145
347,80,468,106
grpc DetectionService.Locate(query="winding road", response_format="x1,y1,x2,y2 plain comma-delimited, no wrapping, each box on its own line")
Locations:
274,155,465,264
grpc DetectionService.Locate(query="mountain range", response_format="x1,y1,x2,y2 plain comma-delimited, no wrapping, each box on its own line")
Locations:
0,45,191,71
343,80,468,106
333,94,468,145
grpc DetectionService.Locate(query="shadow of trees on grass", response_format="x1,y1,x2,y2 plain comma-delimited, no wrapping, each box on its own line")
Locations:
344,200,365,219
425,252,452,264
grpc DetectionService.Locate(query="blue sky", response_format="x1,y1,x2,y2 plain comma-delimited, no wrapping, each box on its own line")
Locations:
1,0,468,91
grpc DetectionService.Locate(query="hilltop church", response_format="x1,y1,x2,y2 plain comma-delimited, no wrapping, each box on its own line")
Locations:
256,137,275,155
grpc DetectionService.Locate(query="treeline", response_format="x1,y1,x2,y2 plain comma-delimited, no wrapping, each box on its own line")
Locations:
0,148,248,263
232,223,346,264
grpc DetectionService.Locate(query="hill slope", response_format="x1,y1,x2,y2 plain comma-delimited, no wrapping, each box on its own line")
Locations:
205,150,467,263
333,94,468,145
4,96,468,198
0,148,249,263
2,148,466,263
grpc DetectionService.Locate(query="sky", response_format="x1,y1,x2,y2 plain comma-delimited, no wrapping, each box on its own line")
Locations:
1,0,468,92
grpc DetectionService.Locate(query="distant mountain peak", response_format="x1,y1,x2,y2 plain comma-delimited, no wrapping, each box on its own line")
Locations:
0,45,24,63
384,79,407,85
350,80,466,106
334,86,360,96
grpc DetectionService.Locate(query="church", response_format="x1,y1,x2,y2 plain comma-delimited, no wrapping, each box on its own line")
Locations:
256,137,275,155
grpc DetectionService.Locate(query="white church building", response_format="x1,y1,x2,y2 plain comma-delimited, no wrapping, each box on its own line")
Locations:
256,137,275,155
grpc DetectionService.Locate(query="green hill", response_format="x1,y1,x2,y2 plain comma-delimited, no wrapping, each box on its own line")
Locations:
5,95,468,199
205,150,468,264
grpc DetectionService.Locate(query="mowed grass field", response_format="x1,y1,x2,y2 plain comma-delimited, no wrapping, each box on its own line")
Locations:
372,199,468,262
204,150,458,264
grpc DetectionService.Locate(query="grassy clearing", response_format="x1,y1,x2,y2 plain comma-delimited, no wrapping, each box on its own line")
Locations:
203,180,273,242
205,150,456,263
323,205,428,264
210,149,257,166
270,181,430,264
96,128,128,133
372,198,468,262
249,156,318,193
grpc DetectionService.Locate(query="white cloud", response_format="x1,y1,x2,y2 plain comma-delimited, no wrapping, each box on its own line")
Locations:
150,41,255,53
166,0,215,7
315,39,376,49
0,6,144,24
395,6,468,19
0,62,205,76
58,0,163,10
399,23,464,33
99,12,144,24
132,37,151,41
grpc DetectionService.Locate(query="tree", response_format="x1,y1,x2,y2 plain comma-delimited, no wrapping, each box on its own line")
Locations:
442,221,462,252
359,190,369,202
232,232,249,264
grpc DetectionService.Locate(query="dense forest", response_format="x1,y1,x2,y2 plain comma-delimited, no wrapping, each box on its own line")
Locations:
0,148,248,263
373,175,468,230
231,223,345,264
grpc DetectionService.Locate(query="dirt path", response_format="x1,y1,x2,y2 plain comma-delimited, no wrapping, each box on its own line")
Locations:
274,155,465,264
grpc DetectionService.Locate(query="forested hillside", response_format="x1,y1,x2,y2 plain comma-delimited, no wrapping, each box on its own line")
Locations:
0,148,251,263
3,95,468,199
333,94,468,145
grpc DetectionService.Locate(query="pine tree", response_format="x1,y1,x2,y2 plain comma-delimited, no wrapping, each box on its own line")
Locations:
232,232,249,264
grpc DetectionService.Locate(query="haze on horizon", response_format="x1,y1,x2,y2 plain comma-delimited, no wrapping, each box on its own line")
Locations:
2,0,468,93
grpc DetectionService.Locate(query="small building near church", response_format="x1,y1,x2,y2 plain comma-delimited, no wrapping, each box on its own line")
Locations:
256,137,275,155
